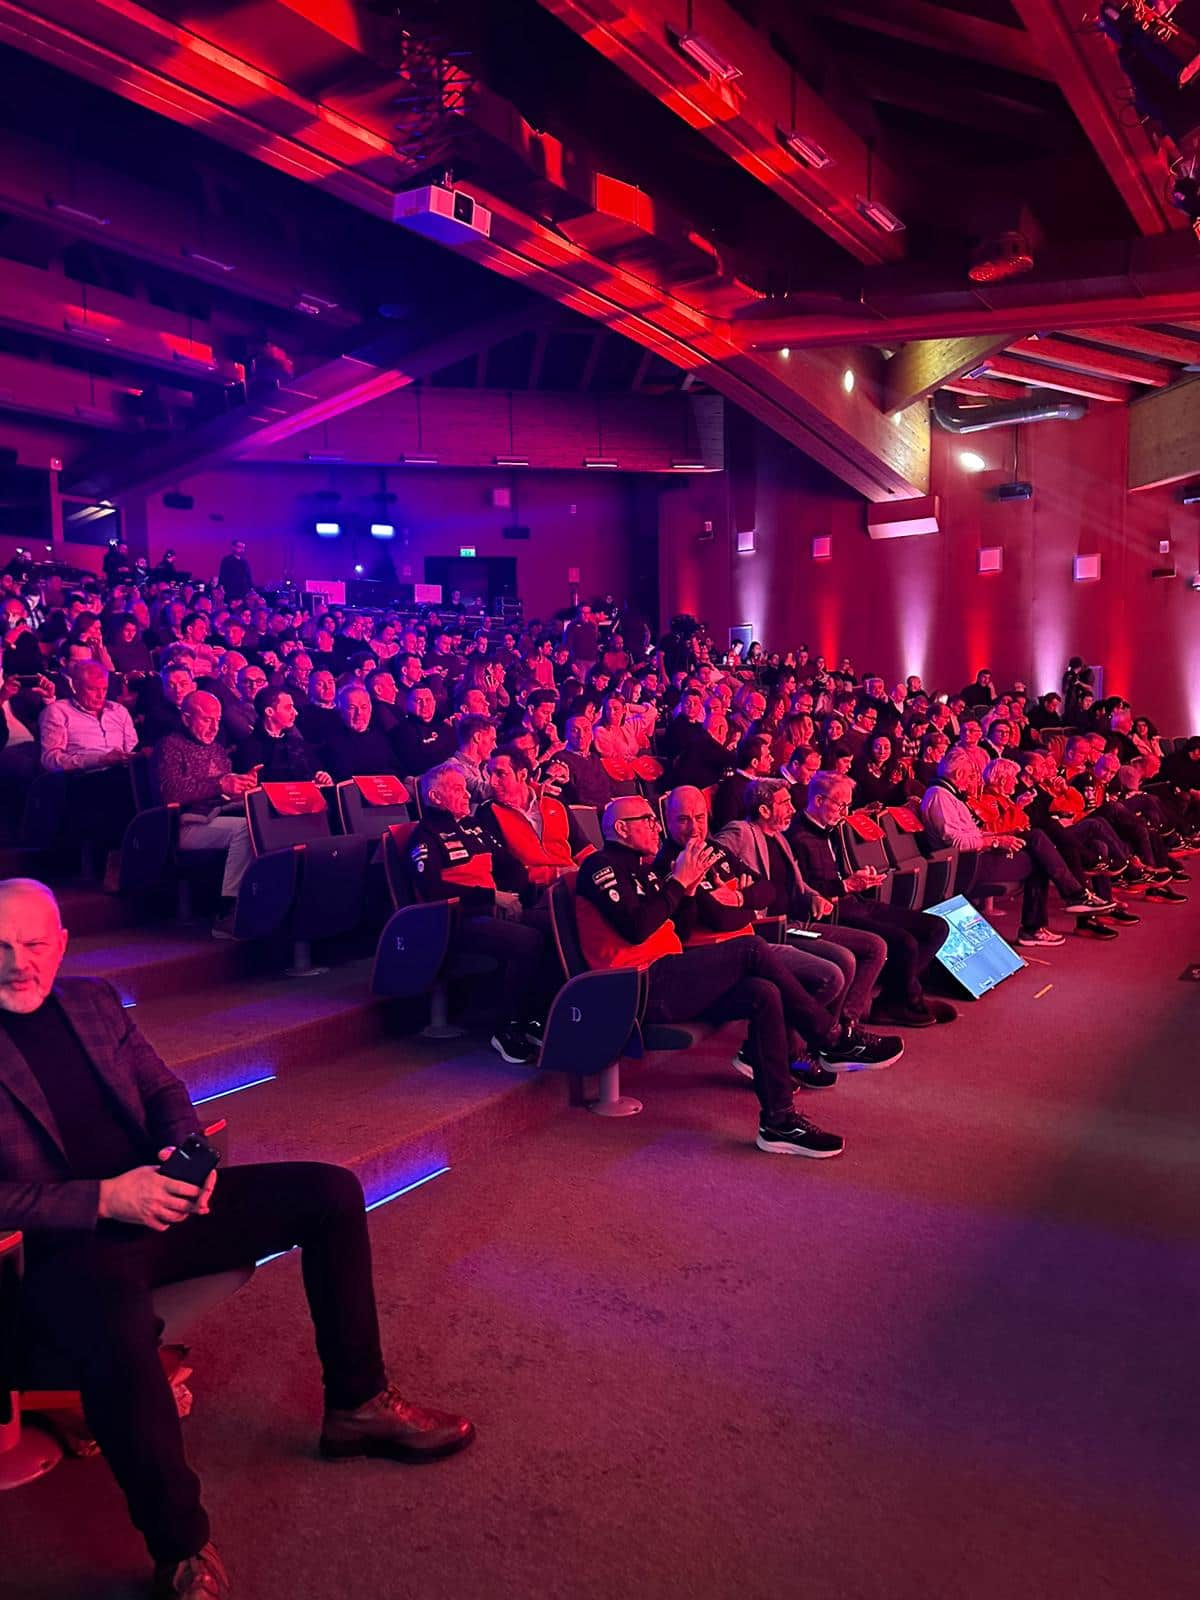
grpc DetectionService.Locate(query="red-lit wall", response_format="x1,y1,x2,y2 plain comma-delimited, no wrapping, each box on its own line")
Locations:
659,409,1200,732
132,464,645,621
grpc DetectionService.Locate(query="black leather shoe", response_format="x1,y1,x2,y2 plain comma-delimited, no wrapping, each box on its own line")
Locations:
320,1384,475,1462
870,1002,936,1029
919,995,958,1023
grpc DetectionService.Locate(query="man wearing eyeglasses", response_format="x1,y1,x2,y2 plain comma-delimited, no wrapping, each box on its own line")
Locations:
574,796,848,1158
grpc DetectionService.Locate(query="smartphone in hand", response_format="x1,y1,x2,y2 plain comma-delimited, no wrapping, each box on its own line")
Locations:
159,1133,221,1187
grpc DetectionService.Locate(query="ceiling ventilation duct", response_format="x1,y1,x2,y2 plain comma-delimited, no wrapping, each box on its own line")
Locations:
932,388,1087,434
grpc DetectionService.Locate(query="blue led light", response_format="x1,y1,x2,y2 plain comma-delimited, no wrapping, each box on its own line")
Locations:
254,1166,450,1267
193,1072,277,1106
365,1165,451,1211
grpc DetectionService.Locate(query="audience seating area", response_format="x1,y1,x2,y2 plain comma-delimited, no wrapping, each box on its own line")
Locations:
2,556,1199,1527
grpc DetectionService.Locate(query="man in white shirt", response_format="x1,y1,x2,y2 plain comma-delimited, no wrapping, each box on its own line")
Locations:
38,661,137,772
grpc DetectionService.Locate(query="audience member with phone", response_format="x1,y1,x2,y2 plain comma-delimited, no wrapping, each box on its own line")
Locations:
0,878,474,1600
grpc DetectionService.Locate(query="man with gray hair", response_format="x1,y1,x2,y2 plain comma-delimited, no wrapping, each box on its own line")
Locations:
150,691,258,937
785,771,958,1027
38,659,136,773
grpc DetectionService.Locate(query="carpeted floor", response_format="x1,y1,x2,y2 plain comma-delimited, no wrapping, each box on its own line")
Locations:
5,895,1200,1599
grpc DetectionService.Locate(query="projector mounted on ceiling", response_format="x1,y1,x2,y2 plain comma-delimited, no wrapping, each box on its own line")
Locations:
393,185,492,244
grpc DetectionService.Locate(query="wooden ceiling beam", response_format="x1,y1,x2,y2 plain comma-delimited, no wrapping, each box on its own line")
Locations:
883,337,1011,413
1009,0,1181,235
1129,379,1200,489
942,375,1028,401
985,354,1132,403
1067,325,1200,365
821,0,1052,80
532,0,910,265
843,56,1064,142
66,303,552,498
8,0,928,499
1007,335,1174,387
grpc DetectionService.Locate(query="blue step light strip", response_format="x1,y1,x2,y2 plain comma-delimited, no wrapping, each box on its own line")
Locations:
256,1165,450,1267
193,1072,278,1106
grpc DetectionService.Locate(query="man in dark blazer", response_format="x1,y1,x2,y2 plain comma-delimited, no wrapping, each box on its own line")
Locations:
0,879,473,1600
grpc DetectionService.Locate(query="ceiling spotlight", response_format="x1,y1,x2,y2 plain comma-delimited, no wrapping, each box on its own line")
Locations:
777,127,833,170
780,347,791,359
842,368,855,394
855,195,905,234
674,31,741,82
959,450,987,473
353,564,364,575
370,522,396,539
315,521,341,537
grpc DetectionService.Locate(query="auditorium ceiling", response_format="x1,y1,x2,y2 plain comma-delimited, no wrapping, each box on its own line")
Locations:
1,0,1199,499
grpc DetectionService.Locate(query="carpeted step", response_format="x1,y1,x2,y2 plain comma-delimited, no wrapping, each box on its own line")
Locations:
216,1035,563,1202
60,926,265,1004
130,962,388,1102
55,883,140,937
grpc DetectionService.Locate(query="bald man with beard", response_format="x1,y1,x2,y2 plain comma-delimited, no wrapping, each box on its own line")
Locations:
149,691,258,937
0,877,472,1600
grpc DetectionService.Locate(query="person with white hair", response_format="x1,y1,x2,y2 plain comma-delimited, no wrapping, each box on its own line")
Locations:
922,747,1075,948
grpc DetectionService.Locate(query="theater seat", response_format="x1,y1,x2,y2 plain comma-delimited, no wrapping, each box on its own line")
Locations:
374,824,496,1038
880,813,958,908
238,787,369,973
0,1231,254,1491
566,805,603,855
245,784,332,853
335,777,410,854
546,876,724,1116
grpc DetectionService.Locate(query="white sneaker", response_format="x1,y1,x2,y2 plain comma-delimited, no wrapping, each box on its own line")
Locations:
1016,927,1066,947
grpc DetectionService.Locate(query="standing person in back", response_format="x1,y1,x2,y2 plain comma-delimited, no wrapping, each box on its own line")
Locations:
217,541,253,602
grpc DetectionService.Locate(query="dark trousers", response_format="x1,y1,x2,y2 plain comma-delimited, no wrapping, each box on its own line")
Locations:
973,848,1045,933
1038,815,1113,899
645,940,836,1121
1099,799,1165,866
1068,814,1129,866
829,899,949,1007
1022,826,1085,902
18,1163,385,1566
458,912,544,1024
809,926,888,1024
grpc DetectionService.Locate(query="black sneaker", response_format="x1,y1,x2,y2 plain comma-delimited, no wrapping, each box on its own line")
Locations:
490,1027,537,1065
1081,889,1117,913
756,1116,845,1159
1169,867,1191,883
1101,905,1140,925
734,1047,837,1089
818,1024,904,1071
1146,883,1188,903
792,1059,838,1090
1075,915,1119,940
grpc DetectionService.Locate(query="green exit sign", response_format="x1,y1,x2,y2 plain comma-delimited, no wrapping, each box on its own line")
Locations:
459,545,476,558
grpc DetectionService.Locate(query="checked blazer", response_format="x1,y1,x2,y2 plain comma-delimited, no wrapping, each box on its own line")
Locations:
0,977,199,1235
